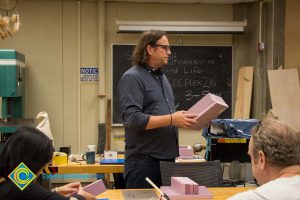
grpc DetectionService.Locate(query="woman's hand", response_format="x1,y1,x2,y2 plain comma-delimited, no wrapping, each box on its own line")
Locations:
77,188,97,200
55,182,81,196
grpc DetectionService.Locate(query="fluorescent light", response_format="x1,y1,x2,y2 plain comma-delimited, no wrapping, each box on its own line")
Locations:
117,20,247,34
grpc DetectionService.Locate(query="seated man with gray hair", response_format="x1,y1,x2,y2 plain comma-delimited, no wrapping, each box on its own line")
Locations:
228,117,300,200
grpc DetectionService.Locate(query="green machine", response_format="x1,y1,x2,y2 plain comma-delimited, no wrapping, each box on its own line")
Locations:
0,50,33,151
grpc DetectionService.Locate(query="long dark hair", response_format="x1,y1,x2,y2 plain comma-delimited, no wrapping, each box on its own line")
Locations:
132,30,167,66
0,126,54,177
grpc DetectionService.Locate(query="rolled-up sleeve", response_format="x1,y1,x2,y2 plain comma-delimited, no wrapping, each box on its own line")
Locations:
118,74,150,131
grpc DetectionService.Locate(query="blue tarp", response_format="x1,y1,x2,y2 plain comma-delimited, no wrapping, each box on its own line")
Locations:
202,119,259,139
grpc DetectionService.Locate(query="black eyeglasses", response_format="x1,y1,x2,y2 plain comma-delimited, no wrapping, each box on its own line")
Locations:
152,44,171,51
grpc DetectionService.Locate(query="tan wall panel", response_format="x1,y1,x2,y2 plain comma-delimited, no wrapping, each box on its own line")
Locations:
285,0,300,68
0,0,98,152
79,1,99,152
1,0,65,148
62,0,79,152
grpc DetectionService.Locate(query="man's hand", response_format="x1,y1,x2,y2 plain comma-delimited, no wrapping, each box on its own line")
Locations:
146,111,198,130
171,111,198,128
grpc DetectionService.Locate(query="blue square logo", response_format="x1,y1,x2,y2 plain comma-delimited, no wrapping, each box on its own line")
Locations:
8,162,36,190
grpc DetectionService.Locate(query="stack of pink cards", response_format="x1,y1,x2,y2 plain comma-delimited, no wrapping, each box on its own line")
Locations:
160,177,213,199
186,93,228,130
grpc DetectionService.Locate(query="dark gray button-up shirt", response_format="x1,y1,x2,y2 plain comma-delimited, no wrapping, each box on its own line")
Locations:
118,65,179,159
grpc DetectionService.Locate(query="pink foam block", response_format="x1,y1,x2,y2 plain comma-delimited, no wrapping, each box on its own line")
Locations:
192,182,199,195
160,185,213,199
186,93,228,130
179,147,194,158
171,177,189,194
182,177,191,195
183,177,199,195
179,177,190,195
171,177,199,195
82,179,106,196
198,186,213,198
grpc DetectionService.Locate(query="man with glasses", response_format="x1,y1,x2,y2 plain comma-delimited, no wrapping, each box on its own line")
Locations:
118,30,198,189
228,117,300,200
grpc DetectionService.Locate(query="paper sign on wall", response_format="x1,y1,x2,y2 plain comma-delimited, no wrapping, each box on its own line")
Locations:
80,67,99,82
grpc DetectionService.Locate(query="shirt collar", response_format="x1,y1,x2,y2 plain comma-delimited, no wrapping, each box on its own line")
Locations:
145,65,163,76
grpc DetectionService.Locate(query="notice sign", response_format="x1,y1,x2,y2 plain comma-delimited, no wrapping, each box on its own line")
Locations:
80,67,99,82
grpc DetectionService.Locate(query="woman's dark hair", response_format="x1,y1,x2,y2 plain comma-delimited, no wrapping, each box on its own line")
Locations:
132,30,167,66
0,126,54,177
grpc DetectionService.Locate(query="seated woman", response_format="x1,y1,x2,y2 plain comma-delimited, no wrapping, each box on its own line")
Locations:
0,126,96,200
